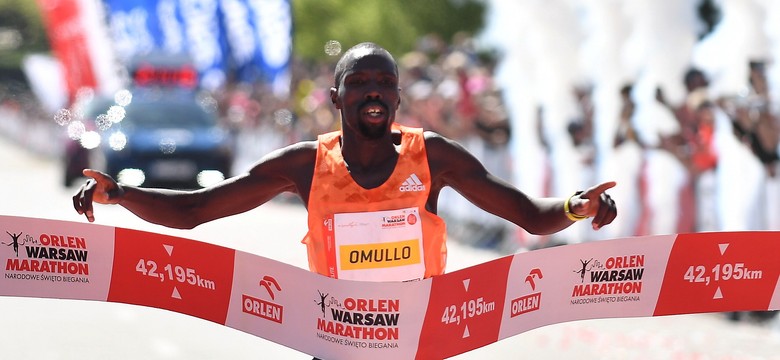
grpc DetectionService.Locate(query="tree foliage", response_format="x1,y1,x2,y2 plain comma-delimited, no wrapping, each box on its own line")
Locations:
0,0,47,81
291,0,486,61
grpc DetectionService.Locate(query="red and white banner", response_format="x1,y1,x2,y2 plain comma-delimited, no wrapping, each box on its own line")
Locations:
1,215,779,359
34,0,121,105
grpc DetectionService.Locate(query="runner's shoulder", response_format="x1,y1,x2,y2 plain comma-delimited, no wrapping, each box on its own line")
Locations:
423,131,465,156
280,140,318,155
249,140,317,174
281,140,317,163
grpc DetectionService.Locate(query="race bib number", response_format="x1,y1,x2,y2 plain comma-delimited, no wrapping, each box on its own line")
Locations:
329,207,424,281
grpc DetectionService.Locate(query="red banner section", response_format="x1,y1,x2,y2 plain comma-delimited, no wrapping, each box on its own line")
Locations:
654,232,780,316
415,256,513,359
108,228,235,324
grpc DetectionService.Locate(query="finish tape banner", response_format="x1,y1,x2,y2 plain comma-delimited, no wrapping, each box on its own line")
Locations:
1,215,779,359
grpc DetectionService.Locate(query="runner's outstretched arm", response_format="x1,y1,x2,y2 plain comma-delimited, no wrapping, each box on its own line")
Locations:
425,132,616,234
72,142,316,228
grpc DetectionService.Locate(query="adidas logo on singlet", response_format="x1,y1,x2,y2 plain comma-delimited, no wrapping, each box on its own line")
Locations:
399,173,426,192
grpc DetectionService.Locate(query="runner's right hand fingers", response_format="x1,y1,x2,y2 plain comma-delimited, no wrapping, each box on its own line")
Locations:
72,178,97,222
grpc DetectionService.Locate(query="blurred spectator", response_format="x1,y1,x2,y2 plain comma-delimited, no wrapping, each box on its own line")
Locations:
691,101,719,232
652,86,695,235
714,61,773,231
631,81,689,237
658,67,715,233
601,84,644,239
718,60,779,323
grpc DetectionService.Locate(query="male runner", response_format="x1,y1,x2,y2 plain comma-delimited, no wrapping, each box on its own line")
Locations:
72,42,617,282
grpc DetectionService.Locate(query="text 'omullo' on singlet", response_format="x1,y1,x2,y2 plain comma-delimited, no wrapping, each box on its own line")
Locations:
301,125,447,281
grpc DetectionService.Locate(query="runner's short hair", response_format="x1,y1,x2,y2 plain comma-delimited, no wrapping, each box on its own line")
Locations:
334,42,397,88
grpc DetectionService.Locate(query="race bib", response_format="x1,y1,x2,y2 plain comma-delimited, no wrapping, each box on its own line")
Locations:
327,207,425,281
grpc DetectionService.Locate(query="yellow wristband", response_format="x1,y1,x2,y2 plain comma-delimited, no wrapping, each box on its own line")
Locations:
564,191,588,221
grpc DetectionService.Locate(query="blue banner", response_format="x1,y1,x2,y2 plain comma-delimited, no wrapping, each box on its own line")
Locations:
102,0,165,59
222,0,292,91
101,0,291,91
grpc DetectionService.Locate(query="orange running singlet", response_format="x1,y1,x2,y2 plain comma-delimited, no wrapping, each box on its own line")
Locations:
301,126,447,281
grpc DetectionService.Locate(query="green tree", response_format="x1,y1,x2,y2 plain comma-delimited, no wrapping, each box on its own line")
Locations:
292,0,485,61
0,0,48,83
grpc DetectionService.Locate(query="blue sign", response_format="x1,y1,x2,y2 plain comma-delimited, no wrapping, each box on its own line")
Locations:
101,0,291,91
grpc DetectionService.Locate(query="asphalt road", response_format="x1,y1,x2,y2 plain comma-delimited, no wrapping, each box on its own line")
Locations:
2,132,780,360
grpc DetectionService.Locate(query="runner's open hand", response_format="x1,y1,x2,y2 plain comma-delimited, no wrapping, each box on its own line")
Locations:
72,169,125,222
568,181,617,230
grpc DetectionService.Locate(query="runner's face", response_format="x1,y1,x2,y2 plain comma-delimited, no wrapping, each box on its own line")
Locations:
333,52,400,140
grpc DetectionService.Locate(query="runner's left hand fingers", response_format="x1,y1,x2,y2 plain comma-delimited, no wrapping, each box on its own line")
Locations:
592,193,616,230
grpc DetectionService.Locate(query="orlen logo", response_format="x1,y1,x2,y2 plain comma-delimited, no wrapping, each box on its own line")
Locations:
399,174,426,192
242,275,284,324
511,268,542,317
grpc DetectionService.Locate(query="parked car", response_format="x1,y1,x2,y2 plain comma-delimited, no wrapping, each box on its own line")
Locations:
63,91,234,189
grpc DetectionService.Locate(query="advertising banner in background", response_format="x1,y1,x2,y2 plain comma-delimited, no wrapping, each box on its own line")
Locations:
100,0,291,91
34,0,122,107
35,0,98,103
222,0,292,96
